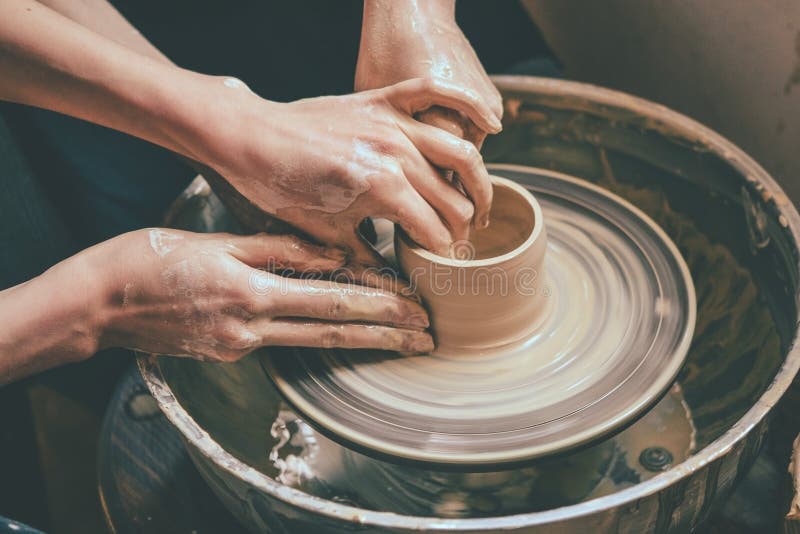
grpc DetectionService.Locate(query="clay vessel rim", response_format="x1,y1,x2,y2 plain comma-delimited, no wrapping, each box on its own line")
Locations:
396,176,544,268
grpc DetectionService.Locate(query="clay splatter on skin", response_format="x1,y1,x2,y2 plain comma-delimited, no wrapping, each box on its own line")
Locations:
158,259,233,359
223,77,245,89
244,138,374,217
122,282,136,308
222,77,254,94
308,138,375,213
160,259,206,300
148,229,183,258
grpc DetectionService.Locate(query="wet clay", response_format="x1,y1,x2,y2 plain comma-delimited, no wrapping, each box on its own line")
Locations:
396,176,547,352
457,180,535,260
257,383,695,518
265,167,695,466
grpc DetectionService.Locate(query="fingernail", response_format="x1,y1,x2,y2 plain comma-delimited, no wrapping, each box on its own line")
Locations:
322,247,348,262
490,115,503,132
409,334,435,353
439,239,455,257
477,214,490,229
407,312,430,328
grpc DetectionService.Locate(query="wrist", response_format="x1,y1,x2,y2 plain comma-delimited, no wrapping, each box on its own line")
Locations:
45,251,107,360
73,242,120,354
169,72,284,173
358,0,458,85
79,231,151,353
416,0,456,21
185,76,294,185
130,67,231,164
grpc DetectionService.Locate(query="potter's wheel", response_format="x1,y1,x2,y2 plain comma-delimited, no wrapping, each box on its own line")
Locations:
264,165,695,466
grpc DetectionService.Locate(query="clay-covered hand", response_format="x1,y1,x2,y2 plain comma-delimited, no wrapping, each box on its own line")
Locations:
92,229,433,361
355,0,503,226
202,77,500,266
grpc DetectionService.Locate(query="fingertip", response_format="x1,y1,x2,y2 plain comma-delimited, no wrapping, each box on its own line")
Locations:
491,97,504,123
493,105,504,123
464,91,501,133
434,238,454,257
469,199,490,232
474,212,491,230
409,314,430,329
321,246,349,264
487,114,503,133
403,300,430,328
465,109,500,136
434,225,456,255
311,256,347,273
407,332,435,354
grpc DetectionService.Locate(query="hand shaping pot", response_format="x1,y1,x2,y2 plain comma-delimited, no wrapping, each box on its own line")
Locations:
139,76,800,533
395,176,547,352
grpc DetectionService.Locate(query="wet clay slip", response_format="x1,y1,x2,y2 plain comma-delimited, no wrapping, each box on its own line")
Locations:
264,166,696,466
395,176,547,352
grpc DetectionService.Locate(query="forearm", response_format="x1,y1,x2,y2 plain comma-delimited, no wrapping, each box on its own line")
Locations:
358,0,460,85
362,0,455,25
0,255,103,384
0,0,213,162
358,0,472,135
35,0,171,64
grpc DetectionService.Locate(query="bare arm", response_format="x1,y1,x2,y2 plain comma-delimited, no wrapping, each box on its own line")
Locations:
0,252,101,382
1,0,496,260
0,0,500,382
356,0,503,232
0,229,433,385
34,0,170,63
0,0,210,162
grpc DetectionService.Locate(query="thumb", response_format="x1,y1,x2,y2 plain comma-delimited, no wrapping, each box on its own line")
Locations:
387,78,502,134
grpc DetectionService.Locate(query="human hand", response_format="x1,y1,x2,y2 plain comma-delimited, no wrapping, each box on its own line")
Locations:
91,229,433,362
355,0,502,152
198,77,500,272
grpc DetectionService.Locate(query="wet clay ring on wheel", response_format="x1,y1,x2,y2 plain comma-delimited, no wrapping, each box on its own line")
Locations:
263,166,695,467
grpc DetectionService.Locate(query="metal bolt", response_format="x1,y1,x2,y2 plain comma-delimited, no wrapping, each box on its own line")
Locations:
639,446,673,472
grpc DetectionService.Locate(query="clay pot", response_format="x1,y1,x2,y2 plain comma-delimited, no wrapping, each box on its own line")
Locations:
395,176,547,352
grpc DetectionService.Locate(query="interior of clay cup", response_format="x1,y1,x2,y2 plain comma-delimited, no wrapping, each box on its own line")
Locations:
469,180,536,259
396,177,542,266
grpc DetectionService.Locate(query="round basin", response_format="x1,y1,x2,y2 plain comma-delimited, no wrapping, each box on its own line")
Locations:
139,76,800,533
